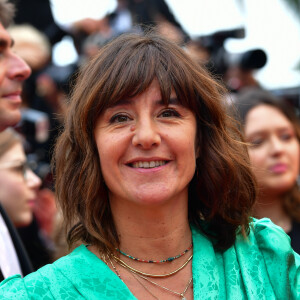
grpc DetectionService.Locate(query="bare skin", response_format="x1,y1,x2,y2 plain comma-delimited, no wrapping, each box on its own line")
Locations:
89,208,193,300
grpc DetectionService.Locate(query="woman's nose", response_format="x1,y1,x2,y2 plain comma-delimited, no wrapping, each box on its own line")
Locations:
131,119,161,149
270,137,284,155
26,169,42,190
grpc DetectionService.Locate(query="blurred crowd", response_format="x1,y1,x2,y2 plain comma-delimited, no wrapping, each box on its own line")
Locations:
1,0,299,271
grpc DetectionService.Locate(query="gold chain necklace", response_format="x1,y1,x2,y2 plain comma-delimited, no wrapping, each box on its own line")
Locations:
111,253,193,278
109,256,160,299
133,272,193,300
108,254,192,300
132,273,161,300
107,255,122,279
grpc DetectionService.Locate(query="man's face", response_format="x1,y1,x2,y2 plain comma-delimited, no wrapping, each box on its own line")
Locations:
0,23,31,131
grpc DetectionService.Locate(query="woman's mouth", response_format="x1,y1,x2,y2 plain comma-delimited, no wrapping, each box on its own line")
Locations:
269,163,288,174
27,199,36,208
130,160,168,169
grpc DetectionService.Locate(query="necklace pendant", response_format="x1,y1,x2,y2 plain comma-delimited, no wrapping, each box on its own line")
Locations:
181,297,186,300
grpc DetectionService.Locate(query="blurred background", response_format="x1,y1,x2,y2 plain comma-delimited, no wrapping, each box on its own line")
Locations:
5,0,300,264
49,0,300,90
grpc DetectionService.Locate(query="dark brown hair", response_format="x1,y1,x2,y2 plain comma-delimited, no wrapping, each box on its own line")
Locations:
54,32,256,252
233,87,300,222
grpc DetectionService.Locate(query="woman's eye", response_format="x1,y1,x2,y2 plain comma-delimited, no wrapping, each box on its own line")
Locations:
110,114,131,123
280,133,293,141
12,164,25,175
249,138,264,147
158,109,180,118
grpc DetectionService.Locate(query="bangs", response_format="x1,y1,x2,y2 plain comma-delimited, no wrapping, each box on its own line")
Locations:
92,34,198,112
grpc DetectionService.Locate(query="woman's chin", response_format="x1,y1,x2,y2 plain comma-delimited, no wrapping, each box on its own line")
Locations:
14,214,33,228
132,193,172,207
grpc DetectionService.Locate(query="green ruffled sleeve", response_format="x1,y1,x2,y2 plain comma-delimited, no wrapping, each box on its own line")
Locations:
0,244,136,299
252,218,300,299
0,271,55,299
0,275,30,299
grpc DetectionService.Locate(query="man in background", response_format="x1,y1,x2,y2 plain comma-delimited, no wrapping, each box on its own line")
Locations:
0,0,32,281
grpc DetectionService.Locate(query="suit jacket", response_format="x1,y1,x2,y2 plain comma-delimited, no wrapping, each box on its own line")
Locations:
0,204,33,280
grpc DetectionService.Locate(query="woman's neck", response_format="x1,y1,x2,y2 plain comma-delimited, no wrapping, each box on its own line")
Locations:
254,192,292,233
110,196,192,259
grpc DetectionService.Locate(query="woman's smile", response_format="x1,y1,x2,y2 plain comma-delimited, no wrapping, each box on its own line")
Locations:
130,160,168,169
126,157,171,171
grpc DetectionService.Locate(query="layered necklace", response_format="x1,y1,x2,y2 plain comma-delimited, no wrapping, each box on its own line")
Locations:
111,253,193,278
106,243,193,300
116,242,193,263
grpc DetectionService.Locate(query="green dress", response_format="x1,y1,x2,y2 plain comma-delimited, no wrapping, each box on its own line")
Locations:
0,218,299,299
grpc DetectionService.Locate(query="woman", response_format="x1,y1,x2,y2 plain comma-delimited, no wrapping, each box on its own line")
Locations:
233,88,300,254
0,128,57,272
0,129,54,273
0,128,41,227
1,33,299,299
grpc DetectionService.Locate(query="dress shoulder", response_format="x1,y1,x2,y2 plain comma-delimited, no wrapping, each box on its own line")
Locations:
250,218,300,299
0,246,87,299
0,245,136,300
0,271,53,299
251,217,299,259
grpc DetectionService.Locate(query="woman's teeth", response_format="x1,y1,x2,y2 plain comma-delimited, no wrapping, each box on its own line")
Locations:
132,161,167,168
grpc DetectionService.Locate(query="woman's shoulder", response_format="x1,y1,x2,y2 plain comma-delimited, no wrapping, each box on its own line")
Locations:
0,244,136,300
243,217,300,265
251,216,290,234
238,218,299,298
0,272,53,299
0,245,90,299
249,217,299,254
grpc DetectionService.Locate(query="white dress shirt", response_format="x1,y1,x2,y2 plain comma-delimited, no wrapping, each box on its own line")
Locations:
0,213,23,278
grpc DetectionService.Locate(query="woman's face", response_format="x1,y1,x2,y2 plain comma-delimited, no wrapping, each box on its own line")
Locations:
94,80,197,207
245,104,300,195
0,143,41,227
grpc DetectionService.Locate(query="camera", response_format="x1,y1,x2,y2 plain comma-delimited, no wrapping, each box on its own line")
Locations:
193,27,267,89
